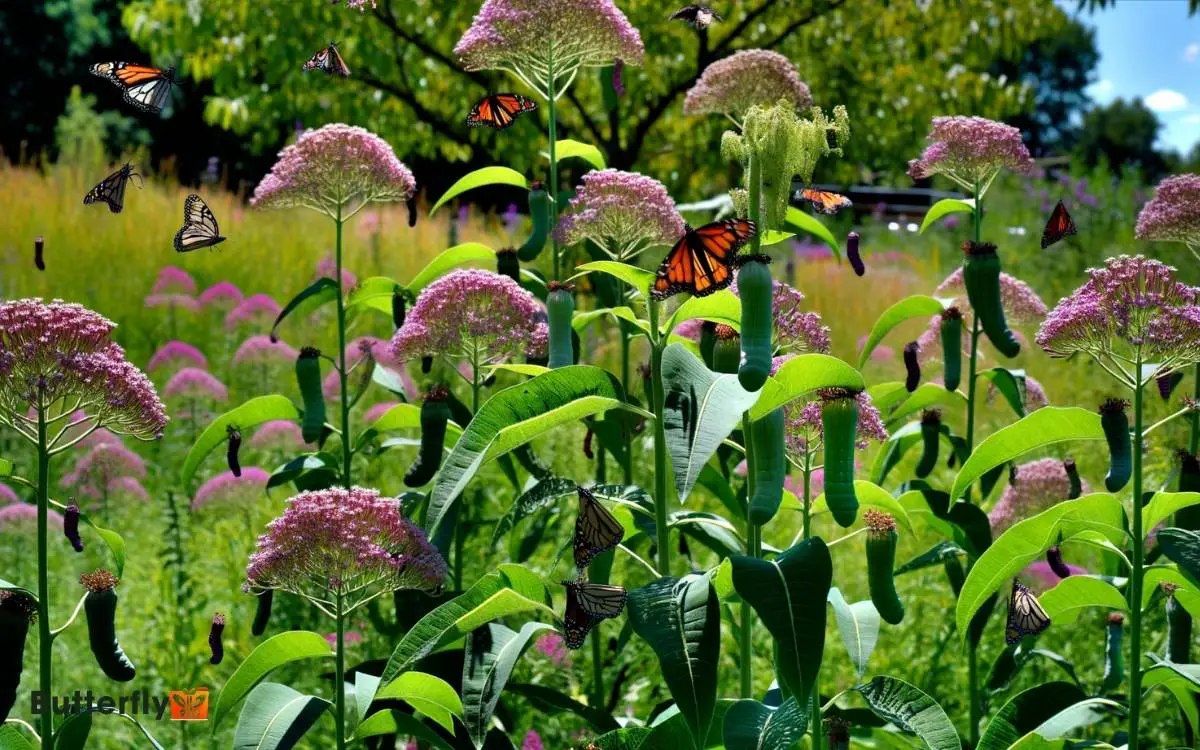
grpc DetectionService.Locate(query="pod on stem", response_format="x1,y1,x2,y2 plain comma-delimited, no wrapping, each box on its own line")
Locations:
516,182,551,261
846,232,865,277
405,385,451,487
496,248,520,283
961,241,1020,357
1100,612,1124,694
915,409,941,478
903,341,921,392
737,255,774,392
251,588,273,636
821,388,861,527
864,510,905,625
1163,583,1192,664
65,502,84,552
295,347,326,444
547,281,575,369
1046,546,1072,579
711,324,740,375
209,612,225,665
940,307,963,391
1099,398,1132,492
80,569,136,682
226,424,242,477
1064,457,1082,499
748,408,786,525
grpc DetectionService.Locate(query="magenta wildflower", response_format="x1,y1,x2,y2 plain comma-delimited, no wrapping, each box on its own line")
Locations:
730,276,831,354
199,281,245,309
164,368,228,402
907,116,1034,192
673,319,705,342
325,630,364,647
0,484,17,504
522,731,544,750
316,253,357,288
534,632,573,667
785,470,825,499
250,420,311,452
555,169,684,260
234,336,298,366
988,458,1091,533
193,468,270,510
147,341,208,373
684,50,812,117
1135,173,1200,256
0,503,64,530
61,441,147,497
151,266,197,295
106,477,150,503
226,294,282,330
785,390,888,457
144,294,201,312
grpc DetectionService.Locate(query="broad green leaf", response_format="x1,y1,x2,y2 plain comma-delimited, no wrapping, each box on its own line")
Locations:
1143,659,1200,732
810,480,915,532
266,452,339,490
504,683,620,732
761,230,795,246
353,671,380,726
661,344,759,502
1032,698,1124,737
955,494,1125,640
1037,576,1127,625
183,396,300,485
858,295,951,368
867,381,909,411
894,541,965,577
406,243,497,293
1141,567,1200,618
54,711,166,750
642,700,733,748
918,198,976,234
463,621,553,748
430,167,526,215
785,206,840,258
977,368,1028,418
886,383,966,426
585,727,652,749
55,710,92,749
357,404,463,449
986,643,1082,694
1158,528,1200,588
628,575,721,749
572,306,652,337
666,290,741,335
344,276,402,316
951,407,1105,500
426,366,628,534
854,676,961,750
373,671,463,734
748,354,864,421
232,682,329,750
732,538,832,702
492,477,577,544
1142,492,1200,537
570,261,655,299
270,278,337,341
977,682,1087,750
483,363,552,378
542,139,606,170
79,508,127,578
827,587,881,678
212,631,332,730
353,710,454,749
0,726,36,749
723,697,808,750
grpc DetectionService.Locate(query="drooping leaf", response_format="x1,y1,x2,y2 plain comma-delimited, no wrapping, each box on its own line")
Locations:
918,198,976,234
748,354,864,421
270,278,338,341
463,622,554,748
1142,492,1200,537
666,290,742,336
570,261,656,300
1158,528,1200,587
430,167,527,215
0,726,36,749
858,295,952,368
784,206,840,258
1036,576,1127,625
542,139,606,170
232,682,329,750
977,368,1028,418
854,676,961,750
1032,698,1124,737
723,697,808,750
1143,658,1200,732
504,683,621,733
183,396,300,484
372,671,463,734
344,276,403,316
977,682,1088,750
211,631,332,730
405,243,497,293
492,477,577,543
827,587,881,678
894,541,965,577
886,383,966,426
810,480,915,532
55,710,92,750
353,710,455,749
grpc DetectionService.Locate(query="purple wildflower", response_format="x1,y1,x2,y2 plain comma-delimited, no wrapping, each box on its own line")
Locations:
143,294,201,312
988,458,1091,533
730,276,831,354
1135,173,1200,255
164,368,229,402
785,390,888,458
522,731,544,750
106,477,150,503
250,420,311,452
534,632,573,667
555,169,685,260
684,50,812,116
673,319,705,343
612,58,625,96
0,484,17,504
907,116,1034,191
151,266,197,295
857,335,895,365
199,282,245,309
316,253,357,288
193,468,270,510
324,630,364,647
226,294,282,330
233,336,299,366
60,441,147,497
1022,560,1088,592
0,503,64,530
785,470,825,499
147,341,208,373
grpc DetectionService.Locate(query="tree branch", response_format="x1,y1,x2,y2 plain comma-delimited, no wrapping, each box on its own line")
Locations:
711,1,776,57
565,88,608,147
374,0,488,89
355,72,475,151
757,0,849,50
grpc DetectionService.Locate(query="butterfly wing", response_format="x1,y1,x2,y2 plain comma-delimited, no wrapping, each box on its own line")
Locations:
562,581,627,649
92,63,173,113
1005,581,1051,645
174,194,226,253
573,487,625,570
652,219,754,301
1040,200,1077,249
801,188,853,216
83,164,132,214
302,47,329,72
467,94,535,129
326,44,351,77
669,6,698,21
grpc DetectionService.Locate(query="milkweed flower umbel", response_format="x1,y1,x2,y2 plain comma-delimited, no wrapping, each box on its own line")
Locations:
164,368,229,402
147,341,208,373
555,170,684,260
0,503,64,531
61,442,147,497
233,336,299,366
784,389,888,457
226,294,282,330
684,50,812,117
988,458,1092,533
250,420,311,452
151,266,197,295
935,267,1048,326
1136,173,1200,259
907,116,1034,194
731,277,831,354
199,282,245,309
193,468,270,510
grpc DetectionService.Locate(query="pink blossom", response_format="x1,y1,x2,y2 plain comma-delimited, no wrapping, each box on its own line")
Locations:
684,50,812,116
144,294,201,312
785,389,888,457
857,335,894,364
325,630,365,647
534,632,573,667
785,470,825,499
0,484,18,504
234,336,298,366
151,266,197,295
106,477,150,503
1022,561,1088,592
199,282,245,309
988,458,1091,533
1135,173,1200,250
364,401,400,424
61,441,147,495
250,420,311,452
193,468,270,510
147,341,208,372
226,294,282,330
555,170,684,260
935,267,1048,326
164,368,228,402
0,503,63,530
731,276,831,354
522,731,544,750
907,116,1034,188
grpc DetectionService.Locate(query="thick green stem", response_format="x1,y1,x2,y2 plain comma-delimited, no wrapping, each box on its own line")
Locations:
36,401,53,746
335,210,351,488
620,329,633,485
591,628,605,708
968,646,980,745
335,593,346,750
1129,357,1145,749
648,300,671,577
1190,363,1199,455
964,186,984,748
803,456,813,541
748,151,762,254
546,47,560,282
739,414,759,699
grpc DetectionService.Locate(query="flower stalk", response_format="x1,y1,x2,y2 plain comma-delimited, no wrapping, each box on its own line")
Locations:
1128,355,1145,748
335,208,351,488
36,400,52,746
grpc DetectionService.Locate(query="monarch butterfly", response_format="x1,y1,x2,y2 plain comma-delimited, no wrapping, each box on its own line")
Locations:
302,41,350,77
83,163,142,214
90,62,177,114
466,94,538,130
1040,200,1077,249
174,194,226,253
573,487,625,571
561,579,627,649
1005,580,1051,645
669,5,722,28
799,187,853,216
650,219,756,301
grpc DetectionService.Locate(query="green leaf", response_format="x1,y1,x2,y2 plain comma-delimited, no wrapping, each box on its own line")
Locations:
748,354,864,421
211,631,332,730
628,575,721,749
854,676,961,750
357,403,463,450
542,139,606,170
760,230,795,247
811,480,915,532
0,458,13,477
1142,492,1200,537
666,290,742,335
977,682,1088,750
344,276,402,316
430,167,527,216
405,243,498,294
858,295,951,368
643,700,734,748
894,541,965,577
353,710,455,749
572,306,652,337
373,671,463,734
463,621,553,748
732,538,832,702
886,383,966,426
868,381,910,411
353,671,380,726
1037,576,1127,625
0,726,36,749
827,587,881,678
504,683,620,733
78,509,127,578
918,198,976,234
977,368,1028,418
1141,567,1200,617
55,710,92,749
723,697,808,750
585,727,652,749
270,278,338,341
1032,698,1124,737
661,344,759,502
492,477,577,544
183,396,300,485
1143,658,1200,733
1158,528,1200,587
951,407,1106,500
954,493,1126,640
232,682,329,750
570,261,656,300
784,206,840,258
426,367,630,533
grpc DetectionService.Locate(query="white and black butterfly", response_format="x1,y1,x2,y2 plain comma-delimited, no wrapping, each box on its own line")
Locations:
83,163,142,214
573,486,625,572
302,41,350,77
669,5,722,28
1005,580,1051,645
174,194,226,253
89,62,177,114
561,579,626,650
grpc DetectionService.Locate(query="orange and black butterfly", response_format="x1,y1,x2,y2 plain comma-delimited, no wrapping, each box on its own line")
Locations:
90,62,177,114
1040,200,1077,249
651,219,756,301
799,186,853,216
302,41,350,77
466,94,538,130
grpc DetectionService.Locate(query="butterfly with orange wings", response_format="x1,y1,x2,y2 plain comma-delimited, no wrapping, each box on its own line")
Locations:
466,94,538,130
651,219,757,301
1040,200,1077,249
90,62,177,114
302,41,350,77
798,186,853,216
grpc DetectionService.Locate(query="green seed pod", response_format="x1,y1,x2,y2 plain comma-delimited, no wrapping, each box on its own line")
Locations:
1064,457,1082,500
864,510,904,624
711,324,741,375
940,307,963,391
516,183,551,261
1100,612,1125,694
295,347,325,444
699,322,717,369
496,248,520,283
1164,584,1192,663
1099,399,1132,492
961,241,1020,358
251,588,273,636
737,256,774,392
405,386,451,487
0,590,35,723
748,408,786,526
80,569,136,682
547,282,575,369
943,556,966,597
916,409,941,479
821,388,860,527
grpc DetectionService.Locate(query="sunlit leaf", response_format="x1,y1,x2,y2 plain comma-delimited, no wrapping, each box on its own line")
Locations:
372,671,463,734
212,631,332,730
541,139,606,170
977,682,1087,750
270,278,338,341
430,167,527,215
918,198,975,234
858,295,951,368
406,243,497,293
183,396,300,485
232,682,329,750
854,676,960,750
784,206,840,258
827,587,881,678
1037,576,1127,625
748,354,863,421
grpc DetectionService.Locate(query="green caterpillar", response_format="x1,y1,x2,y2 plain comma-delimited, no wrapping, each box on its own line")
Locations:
516,182,551,261
711,324,741,375
940,307,963,391
80,569,136,682
961,241,1020,358
1100,612,1125,694
864,510,904,624
820,388,860,527
737,256,774,392
405,385,451,487
748,408,786,525
1099,399,1132,492
1164,583,1192,663
916,409,941,479
547,282,575,369
295,347,325,444
0,590,35,723
251,589,273,636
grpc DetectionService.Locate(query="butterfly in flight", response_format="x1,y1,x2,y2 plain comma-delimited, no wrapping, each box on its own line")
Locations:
573,487,625,571
561,579,627,649
83,163,142,214
1005,579,1051,645
466,94,538,130
90,62,177,114
1040,200,1077,249
669,5,722,28
798,186,853,216
302,41,350,77
651,219,756,301
174,194,226,253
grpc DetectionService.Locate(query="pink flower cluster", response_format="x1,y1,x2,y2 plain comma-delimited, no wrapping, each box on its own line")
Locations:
164,368,228,402
193,468,270,510
144,294,201,312
988,458,1090,533
234,336,298,366
522,731,544,750
316,253,357,288
0,503,64,530
534,632,573,668
935,267,1048,326
1135,173,1200,250
151,266,196,295
226,294,282,330
147,341,208,372
684,50,812,117
731,276,831,354
363,401,400,425
907,116,1034,188
250,420,311,452
555,169,684,259
1022,560,1088,592
0,484,17,504
199,282,245,309
61,441,147,497
784,389,889,458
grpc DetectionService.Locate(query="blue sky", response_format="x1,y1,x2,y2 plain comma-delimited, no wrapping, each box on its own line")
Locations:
1058,0,1200,154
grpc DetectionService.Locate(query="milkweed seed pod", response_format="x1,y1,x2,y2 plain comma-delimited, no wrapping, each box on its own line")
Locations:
962,241,1020,358
712,324,741,375
80,569,136,682
903,341,921,393
226,424,242,477
1046,546,1072,579
864,510,904,625
496,248,520,283
1064,457,1082,499
405,385,451,487
0,590,36,723
940,307,963,391
547,281,576,369
34,236,45,272
748,408,787,525
737,256,774,392
295,347,325,444
406,196,418,228
392,291,407,330
1099,399,1132,492
915,409,941,479
209,612,225,665
517,182,551,261
820,388,862,527
251,588,273,636
64,503,84,552
846,232,865,277
1100,612,1125,694
1163,583,1192,664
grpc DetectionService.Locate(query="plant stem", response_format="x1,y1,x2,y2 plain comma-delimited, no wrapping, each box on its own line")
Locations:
591,628,605,708
335,209,351,488
36,399,53,747
648,299,671,578
1129,355,1145,750
964,186,985,748
739,414,759,699
334,592,346,750
546,45,560,282
620,321,633,484
1190,363,1199,455
968,646,980,745
803,456,813,541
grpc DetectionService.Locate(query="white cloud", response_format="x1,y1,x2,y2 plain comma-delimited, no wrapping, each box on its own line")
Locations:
1187,42,1200,63
1185,114,1200,125
1088,79,1115,101
1145,89,1190,112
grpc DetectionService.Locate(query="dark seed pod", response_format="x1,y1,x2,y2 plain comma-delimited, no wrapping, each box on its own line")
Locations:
947,451,957,469
296,348,326,444
1164,583,1192,663
940,307,963,391
864,510,904,624
34,236,45,272
821,388,861,527
1008,463,1018,485
1064,457,1082,499
582,427,595,460
915,409,941,478
943,556,966,597
392,291,407,330
699,321,718,369
65,503,84,552
0,590,36,723
1046,546,1072,578
1157,371,1184,401
226,425,242,477
737,256,774,392
1099,398,1132,492
405,385,452,487
748,408,787,525
421,355,434,374
482,373,496,387
608,637,618,652
251,589,273,636
406,196,418,228
208,612,225,665
846,232,865,277
1100,612,1125,694
547,281,575,369
496,248,520,283
824,717,851,750
80,569,136,682
711,324,740,375
903,341,921,393
516,183,551,261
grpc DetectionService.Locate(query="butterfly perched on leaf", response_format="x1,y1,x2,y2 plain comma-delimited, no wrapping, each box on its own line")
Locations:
83,163,142,214
174,194,226,253
302,41,350,77
1005,579,1051,645
798,186,853,216
561,579,627,650
1040,200,1077,249
573,487,625,571
90,62,177,114
669,5,722,28
651,219,757,301
466,94,538,130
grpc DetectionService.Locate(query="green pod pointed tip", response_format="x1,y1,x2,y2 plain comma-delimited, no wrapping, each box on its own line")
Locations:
1099,399,1132,492
516,186,551,261
295,347,325,444
737,258,773,392
748,408,787,526
251,589,273,636
865,511,904,625
404,387,451,488
940,309,963,391
915,410,941,479
547,286,575,369
81,574,136,682
1100,613,1125,694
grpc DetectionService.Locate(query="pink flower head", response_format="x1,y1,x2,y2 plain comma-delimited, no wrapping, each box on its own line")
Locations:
857,335,895,364
785,470,825,499
731,276,831,354
0,503,63,530
251,124,416,216
1135,174,1200,252
785,389,888,458
226,294,282,330
323,369,343,403
151,266,197,295
245,487,448,608
522,731,544,750
684,50,812,117
454,0,645,100
199,282,245,309
0,299,167,439
988,458,1091,533
0,484,18,504
534,632,573,667
165,368,229,402
391,270,549,369
907,116,1034,190
147,341,208,373
555,169,685,260
346,336,400,369
61,441,147,496
316,253,357,288
234,336,298,366
250,420,311,452
193,468,270,510
106,476,150,503
673,319,705,343
986,374,1049,412
325,630,365,647
144,294,201,312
